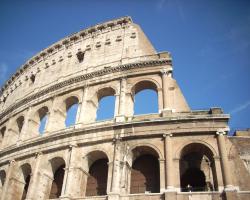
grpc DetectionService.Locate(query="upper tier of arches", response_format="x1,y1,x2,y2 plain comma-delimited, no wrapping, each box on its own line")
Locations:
0,16,160,111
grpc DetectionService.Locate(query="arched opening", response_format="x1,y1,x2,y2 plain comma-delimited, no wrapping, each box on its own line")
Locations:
0,126,6,147
130,146,160,194
85,151,109,196
16,116,25,133
179,143,218,192
37,107,49,134
96,87,116,121
65,96,79,127
0,170,6,193
20,164,32,200
133,81,158,115
49,157,66,199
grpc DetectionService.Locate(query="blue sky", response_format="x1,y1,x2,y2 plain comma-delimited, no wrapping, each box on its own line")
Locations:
0,0,249,133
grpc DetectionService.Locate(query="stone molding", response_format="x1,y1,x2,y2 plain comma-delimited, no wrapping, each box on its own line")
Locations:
0,59,171,123
0,16,132,95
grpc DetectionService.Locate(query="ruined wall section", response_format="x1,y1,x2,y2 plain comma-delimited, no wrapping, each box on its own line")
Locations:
0,17,156,112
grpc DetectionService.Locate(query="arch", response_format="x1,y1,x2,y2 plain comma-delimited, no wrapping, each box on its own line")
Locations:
129,145,160,194
64,96,79,127
175,140,218,159
18,163,32,200
36,106,49,134
95,87,116,121
16,116,25,133
128,143,163,165
49,157,66,199
131,80,159,95
84,150,109,196
131,80,159,115
0,170,6,189
0,126,6,147
179,143,218,192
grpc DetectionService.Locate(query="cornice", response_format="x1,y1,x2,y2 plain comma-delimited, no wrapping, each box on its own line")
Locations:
0,16,132,95
0,59,171,122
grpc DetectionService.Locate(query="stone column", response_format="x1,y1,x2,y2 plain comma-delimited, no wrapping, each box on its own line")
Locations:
216,131,233,189
20,107,33,140
159,159,166,193
25,152,42,200
62,144,85,199
1,160,15,200
116,78,126,122
161,69,172,110
109,138,121,200
163,133,175,190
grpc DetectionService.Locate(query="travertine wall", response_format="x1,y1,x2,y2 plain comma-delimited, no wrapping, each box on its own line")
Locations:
0,16,249,200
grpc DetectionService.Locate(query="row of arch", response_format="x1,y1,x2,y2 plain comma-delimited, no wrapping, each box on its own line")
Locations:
0,142,219,199
0,80,159,148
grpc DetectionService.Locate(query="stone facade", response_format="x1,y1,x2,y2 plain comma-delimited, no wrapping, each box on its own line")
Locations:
0,16,249,200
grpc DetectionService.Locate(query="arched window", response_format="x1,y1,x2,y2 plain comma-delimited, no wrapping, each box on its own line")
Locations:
85,151,109,196
49,158,65,199
96,96,115,120
133,81,158,115
65,96,79,127
179,143,218,192
16,116,25,133
37,107,49,134
130,146,160,194
0,127,6,147
20,164,32,200
96,87,116,121
0,170,6,192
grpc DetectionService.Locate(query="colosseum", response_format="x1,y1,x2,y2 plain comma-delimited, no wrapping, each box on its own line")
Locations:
0,16,250,200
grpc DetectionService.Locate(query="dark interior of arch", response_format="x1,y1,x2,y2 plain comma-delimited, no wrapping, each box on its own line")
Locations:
49,164,65,199
130,154,160,194
179,144,217,192
0,170,6,186
17,116,25,133
20,164,32,200
21,174,31,200
181,168,206,191
86,158,108,196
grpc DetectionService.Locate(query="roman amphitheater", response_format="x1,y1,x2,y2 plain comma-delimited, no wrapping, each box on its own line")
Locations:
0,16,250,200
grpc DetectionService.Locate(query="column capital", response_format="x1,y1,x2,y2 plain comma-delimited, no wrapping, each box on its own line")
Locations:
161,68,173,77
163,133,173,138
216,131,227,136
35,152,43,157
8,160,15,165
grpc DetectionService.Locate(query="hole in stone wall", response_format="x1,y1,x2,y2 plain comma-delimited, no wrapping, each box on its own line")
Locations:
76,51,85,63
30,74,36,84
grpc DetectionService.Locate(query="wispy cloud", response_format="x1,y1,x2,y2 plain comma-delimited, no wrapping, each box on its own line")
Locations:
0,62,8,82
156,0,167,10
230,101,250,115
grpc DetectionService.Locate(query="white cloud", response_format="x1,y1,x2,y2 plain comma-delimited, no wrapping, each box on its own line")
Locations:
230,100,250,115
